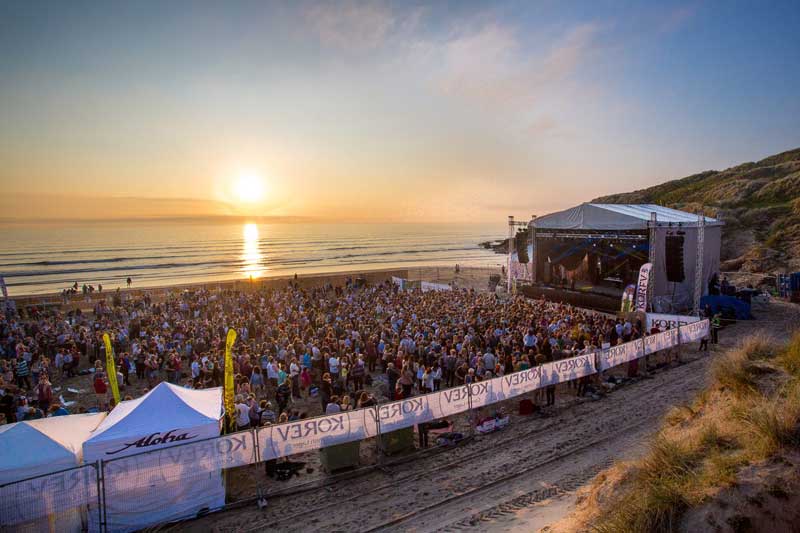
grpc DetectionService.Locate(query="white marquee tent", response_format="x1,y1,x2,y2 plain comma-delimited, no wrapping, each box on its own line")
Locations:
531,203,722,311
0,413,106,532
83,383,223,532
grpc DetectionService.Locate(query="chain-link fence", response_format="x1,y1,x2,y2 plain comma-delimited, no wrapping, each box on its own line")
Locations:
0,463,100,533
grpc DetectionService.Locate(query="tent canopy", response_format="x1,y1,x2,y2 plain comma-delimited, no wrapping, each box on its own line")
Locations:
532,203,721,231
82,384,224,532
85,383,221,446
0,413,105,484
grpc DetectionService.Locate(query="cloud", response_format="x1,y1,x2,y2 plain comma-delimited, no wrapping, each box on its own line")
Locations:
437,21,600,108
303,0,395,51
524,114,560,136
0,193,236,221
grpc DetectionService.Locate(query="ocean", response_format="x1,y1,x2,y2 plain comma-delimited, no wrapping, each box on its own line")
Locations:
0,221,504,296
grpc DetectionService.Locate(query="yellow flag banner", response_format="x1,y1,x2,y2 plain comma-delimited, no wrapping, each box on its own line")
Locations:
102,333,121,405
224,328,237,432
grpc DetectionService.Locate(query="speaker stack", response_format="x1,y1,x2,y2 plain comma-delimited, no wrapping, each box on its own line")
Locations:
791,272,800,303
665,234,685,283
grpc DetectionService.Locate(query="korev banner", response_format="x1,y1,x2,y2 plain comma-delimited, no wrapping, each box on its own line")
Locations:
262,409,377,458
679,319,710,344
635,262,653,312
646,313,699,332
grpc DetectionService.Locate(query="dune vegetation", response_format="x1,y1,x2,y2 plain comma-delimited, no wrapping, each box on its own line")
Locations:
563,333,800,532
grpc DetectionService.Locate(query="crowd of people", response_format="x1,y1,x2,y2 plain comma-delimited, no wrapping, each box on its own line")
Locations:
1,277,651,428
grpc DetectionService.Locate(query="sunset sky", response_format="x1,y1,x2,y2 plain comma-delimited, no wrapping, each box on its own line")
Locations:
1,0,799,222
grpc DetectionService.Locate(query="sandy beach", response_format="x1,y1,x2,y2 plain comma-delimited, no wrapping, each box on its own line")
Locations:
10,264,502,307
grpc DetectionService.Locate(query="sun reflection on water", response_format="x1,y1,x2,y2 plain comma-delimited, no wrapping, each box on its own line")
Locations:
242,223,264,279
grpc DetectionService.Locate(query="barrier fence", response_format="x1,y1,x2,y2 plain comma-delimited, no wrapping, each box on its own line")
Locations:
0,319,709,532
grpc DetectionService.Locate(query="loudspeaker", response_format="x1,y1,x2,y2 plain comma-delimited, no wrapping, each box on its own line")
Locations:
665,235,685,282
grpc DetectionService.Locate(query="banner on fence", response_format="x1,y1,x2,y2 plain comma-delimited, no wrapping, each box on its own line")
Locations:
500,365,542,397
644,328,679,355
260,408,378,459
420,281,452,292
599,342,642,371
469,376,503,408
646,313,700,332
679,319,710,343
549,353,596,384
499,353,596,394
377,394,437,433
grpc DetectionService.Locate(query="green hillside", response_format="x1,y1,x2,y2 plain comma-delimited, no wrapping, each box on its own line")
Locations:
594,148,800,275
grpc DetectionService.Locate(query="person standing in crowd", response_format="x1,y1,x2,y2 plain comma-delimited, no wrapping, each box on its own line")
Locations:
366,336,377,373
250,365,265,396
711,313,722,344
320,373,333,412
328,353,339,382
699,328,710,352
289,358,301,399
432,362,442,391
351,355,365,392
119,353,131,386
326,395,341,414
37,375,53,412
542,337,556,407
235,395,250,430
386,363,399,399
300,366,312,398
15,358,31,390
134,343,146,381
399,364,414,398
191,355,201,387
93,371,108,410
145,353,161,387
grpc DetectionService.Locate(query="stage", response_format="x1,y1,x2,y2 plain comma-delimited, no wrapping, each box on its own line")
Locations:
509,203,723,314
519,280,624,314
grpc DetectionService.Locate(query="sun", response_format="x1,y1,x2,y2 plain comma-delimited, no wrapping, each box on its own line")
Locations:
233,173,265,203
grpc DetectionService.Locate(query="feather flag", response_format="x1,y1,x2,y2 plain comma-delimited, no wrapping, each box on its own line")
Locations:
102,333,120,405
224,328,237,432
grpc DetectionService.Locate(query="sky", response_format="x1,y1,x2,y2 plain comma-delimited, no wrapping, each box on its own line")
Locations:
1,0,799,223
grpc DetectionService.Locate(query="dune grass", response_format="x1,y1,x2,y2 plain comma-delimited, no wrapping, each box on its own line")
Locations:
592,332,800,533
778,332,800,377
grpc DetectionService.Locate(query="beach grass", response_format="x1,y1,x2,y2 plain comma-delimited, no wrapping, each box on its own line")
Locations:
591,332,800,532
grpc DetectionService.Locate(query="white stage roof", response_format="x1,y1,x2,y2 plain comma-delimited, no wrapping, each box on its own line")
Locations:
532,203,721,231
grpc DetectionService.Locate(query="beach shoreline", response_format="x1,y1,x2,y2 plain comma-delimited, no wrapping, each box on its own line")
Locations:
9,264,503,306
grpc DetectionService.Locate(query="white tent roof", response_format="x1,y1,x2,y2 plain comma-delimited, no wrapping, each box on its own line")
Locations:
532,203,721,230
0,413,105,483
85,383,221,445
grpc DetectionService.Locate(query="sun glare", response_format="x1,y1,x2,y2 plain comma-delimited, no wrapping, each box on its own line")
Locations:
242,223,263,278
234,173,265,204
